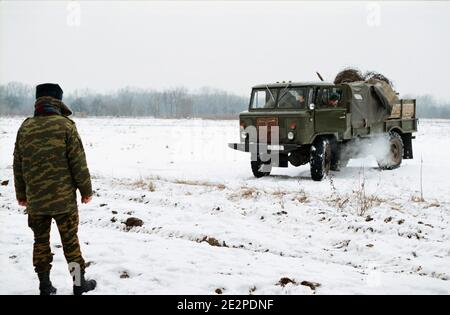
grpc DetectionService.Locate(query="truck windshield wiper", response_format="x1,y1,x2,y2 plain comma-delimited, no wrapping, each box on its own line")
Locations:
265,85,275,102
277,83,291,102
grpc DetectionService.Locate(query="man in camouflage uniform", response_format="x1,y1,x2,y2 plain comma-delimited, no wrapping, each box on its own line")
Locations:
13,83,97,295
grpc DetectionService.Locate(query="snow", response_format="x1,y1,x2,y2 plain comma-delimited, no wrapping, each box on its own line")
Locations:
0,117,449,295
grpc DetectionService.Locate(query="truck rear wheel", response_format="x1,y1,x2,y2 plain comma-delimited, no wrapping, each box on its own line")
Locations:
310,138,331,181
377,132,403,170
251,157,272,178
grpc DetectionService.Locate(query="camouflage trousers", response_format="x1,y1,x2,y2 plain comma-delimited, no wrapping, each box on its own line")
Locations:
28,211,85,274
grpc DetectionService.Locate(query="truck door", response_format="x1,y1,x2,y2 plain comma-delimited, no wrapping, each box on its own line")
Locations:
314,87,347,135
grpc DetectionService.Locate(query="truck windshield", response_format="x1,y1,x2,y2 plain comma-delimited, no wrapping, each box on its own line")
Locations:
278,87,308,109
251,88,279,109
250,87,308,109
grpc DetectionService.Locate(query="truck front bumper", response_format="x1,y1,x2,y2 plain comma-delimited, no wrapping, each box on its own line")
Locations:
228,142,300,153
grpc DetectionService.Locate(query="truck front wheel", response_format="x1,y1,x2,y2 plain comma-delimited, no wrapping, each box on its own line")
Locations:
330,138,340,171
251,157,272,178
377,132,403,170
310,138,331,181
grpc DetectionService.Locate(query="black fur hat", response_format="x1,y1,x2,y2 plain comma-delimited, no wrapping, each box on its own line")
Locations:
36,83,63,100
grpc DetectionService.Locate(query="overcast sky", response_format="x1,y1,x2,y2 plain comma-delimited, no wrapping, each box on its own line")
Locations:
1,1,449,99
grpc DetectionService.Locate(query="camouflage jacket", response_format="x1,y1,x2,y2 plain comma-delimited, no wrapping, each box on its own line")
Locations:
13,97,92,215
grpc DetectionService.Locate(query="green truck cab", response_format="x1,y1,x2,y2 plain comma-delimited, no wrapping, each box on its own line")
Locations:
228,81,417,181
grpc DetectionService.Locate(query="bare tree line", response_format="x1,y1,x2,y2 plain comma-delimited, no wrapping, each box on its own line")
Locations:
1,82,450,119
407,94,450,119
0,82,247,118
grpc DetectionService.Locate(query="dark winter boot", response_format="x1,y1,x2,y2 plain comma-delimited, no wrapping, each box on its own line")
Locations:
73,271,97,295
38,272,57,295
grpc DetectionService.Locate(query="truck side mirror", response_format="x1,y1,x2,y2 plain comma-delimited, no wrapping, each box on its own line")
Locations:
309,103,315,110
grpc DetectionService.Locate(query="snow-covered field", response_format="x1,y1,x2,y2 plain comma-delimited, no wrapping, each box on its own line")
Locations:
1,117,449,295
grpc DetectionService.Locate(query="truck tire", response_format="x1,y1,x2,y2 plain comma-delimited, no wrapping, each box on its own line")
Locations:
310,138,331,181
330,138,340,171
251,157,272,178
377,132,403,170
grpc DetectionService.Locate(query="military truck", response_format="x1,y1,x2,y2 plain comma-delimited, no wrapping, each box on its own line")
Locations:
228,81,417,181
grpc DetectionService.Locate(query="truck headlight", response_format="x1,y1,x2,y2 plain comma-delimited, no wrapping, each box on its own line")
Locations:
241,131,248,139
287,131,295,140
